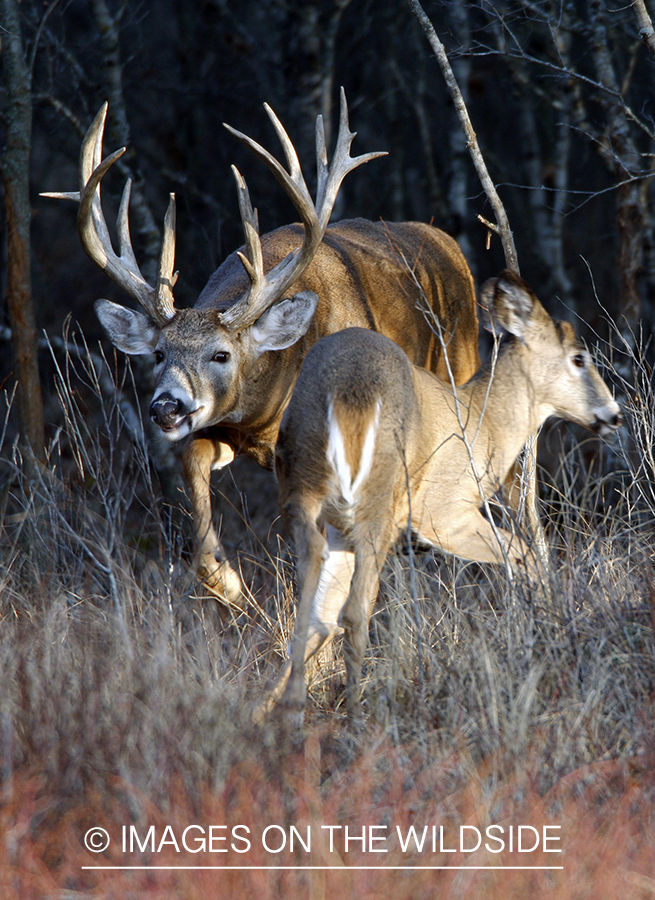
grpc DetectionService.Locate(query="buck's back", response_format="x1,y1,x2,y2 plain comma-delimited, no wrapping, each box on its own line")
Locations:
197,219,479,383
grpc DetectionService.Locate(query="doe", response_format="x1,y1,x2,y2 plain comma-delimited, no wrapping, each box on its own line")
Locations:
272,270,622,723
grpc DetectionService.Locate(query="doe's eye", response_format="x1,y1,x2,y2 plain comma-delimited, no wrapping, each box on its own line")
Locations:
213,351,230,364
572,353,586,369
154,349,164,364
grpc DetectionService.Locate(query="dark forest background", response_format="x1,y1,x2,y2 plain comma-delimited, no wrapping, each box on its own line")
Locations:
1,0,654,457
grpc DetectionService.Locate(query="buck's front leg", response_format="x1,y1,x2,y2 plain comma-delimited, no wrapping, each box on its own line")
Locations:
183,436,245,609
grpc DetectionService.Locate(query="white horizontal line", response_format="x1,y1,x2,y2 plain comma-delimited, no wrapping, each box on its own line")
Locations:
82,865,564,871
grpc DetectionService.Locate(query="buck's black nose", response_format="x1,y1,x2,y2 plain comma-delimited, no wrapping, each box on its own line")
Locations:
150,393,186,429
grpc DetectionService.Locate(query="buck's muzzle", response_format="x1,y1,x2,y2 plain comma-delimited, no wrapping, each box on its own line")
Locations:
150,393,186,431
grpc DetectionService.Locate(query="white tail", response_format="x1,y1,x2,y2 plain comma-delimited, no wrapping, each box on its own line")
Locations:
271,271,622,724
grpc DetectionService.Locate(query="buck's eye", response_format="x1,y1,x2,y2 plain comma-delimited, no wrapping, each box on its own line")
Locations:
572,353,586,369
212,351,230,364
154,349,164,364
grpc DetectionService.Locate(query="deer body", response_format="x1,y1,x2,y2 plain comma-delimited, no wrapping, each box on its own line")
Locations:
185,217,480,465
44,96,481,606
155,218,479,605
273,272,622,723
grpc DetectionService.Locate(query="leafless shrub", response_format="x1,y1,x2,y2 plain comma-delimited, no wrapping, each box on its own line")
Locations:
0,336,654,895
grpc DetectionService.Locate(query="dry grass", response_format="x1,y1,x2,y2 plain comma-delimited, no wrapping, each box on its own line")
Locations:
1,337,654,897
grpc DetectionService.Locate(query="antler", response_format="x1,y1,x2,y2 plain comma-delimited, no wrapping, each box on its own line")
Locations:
41,103,177,326
220,88,387,331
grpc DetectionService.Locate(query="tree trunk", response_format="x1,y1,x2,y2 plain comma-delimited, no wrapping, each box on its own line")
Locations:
590,0,646,333
90,0,161,283
0,0,45,464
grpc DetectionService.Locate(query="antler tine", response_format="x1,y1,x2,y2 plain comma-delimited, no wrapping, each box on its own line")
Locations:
78,146,128,265
40,103,177,326
262,104,314,212
86,102,106,183
116,179,177,321
231,166,265,287
221,110,319,330
222,163,303,329
223,120,318,233
116,177,139,272
156,193,178,319
315,88,388,231
315,113,329,219
80,104,125,259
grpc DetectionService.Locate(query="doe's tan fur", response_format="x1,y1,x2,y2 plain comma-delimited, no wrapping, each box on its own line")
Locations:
271,271,622,725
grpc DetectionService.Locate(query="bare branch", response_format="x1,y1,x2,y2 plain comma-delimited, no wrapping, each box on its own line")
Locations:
407,0,520,273
28,0,61,76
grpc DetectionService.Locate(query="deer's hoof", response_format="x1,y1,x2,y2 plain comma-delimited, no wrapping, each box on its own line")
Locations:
198,558,246,611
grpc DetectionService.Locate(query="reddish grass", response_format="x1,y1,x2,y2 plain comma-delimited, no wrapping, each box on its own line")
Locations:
2,731,654,899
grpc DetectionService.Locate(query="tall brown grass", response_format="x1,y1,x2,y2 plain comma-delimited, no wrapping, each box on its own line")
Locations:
0,334,654,898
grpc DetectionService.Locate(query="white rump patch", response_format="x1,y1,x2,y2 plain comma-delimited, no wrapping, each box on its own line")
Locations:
326,396,381,506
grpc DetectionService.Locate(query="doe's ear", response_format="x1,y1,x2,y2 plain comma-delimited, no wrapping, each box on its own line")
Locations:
95,299,160,355
479,270,539,340
251,290,319,353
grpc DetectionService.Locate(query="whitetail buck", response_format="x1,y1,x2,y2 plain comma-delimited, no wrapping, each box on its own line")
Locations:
271,271,622,724
42,92,485,606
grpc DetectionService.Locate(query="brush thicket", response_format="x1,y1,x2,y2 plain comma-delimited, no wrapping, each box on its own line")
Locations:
0,334,653,897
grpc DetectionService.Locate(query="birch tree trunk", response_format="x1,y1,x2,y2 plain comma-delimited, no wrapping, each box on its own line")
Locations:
91,0,161,283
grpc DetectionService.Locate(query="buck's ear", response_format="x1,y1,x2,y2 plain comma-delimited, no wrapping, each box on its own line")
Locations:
480,271,539,339
251,290,318,353
95,299,160,355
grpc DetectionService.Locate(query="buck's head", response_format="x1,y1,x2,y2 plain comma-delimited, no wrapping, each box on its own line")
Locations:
95,289,318,440
44,94,384,443
480,271,622,436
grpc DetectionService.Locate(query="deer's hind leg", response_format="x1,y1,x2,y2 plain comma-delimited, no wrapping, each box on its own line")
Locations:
338,523,395,727
278,495,329,722
257,524,354,721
